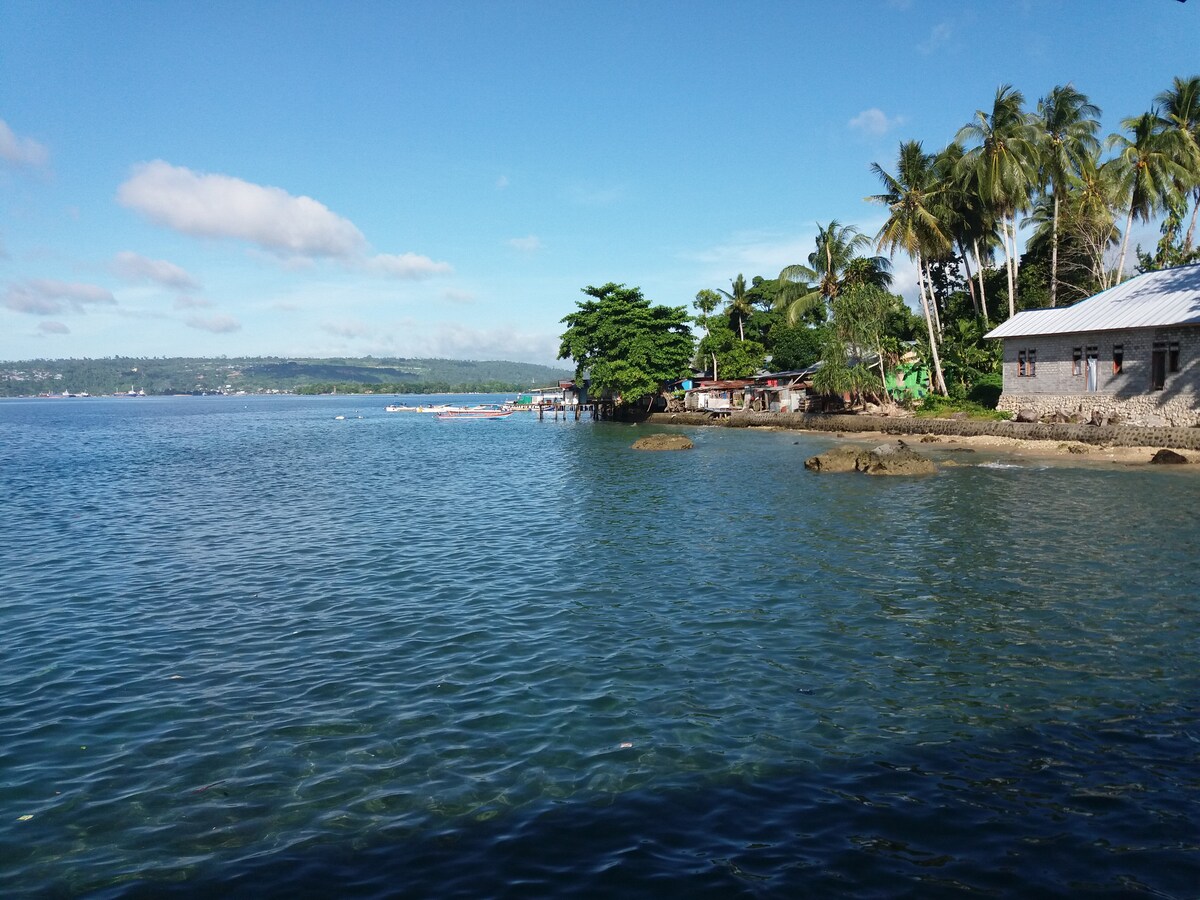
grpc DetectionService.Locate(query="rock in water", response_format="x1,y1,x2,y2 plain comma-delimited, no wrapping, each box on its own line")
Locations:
804,445,865,472
805,441,936,476
857,444,938,476
1149,448,1189,465
632,434,694,451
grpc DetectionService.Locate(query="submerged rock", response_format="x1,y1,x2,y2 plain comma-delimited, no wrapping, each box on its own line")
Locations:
632,434,694,451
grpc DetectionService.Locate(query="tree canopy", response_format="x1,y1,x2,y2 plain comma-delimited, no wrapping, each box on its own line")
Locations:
558,283,694,405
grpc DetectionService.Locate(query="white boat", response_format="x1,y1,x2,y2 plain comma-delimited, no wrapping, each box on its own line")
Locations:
435,405,513,420
385,403,454,413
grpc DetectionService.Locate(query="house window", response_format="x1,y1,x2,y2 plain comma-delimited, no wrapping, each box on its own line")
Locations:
1072,347,1083,376
1112,344,1123,375
1152,342,1167,390
1017,350,1027,377
1027,348,1036,376
1169,341,1180,373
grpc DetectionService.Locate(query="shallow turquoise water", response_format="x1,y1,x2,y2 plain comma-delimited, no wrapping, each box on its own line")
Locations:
1,396,1198,897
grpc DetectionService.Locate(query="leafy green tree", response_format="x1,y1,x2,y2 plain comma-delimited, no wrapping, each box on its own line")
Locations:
693,288,721,337
695,319,766,379
766,321,825,371
810,332,876,406
830,284,903,395
558,283,694,407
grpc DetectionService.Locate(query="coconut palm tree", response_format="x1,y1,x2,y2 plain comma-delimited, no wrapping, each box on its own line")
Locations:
1107,111,1188,282
1154,75,1200,250
867,140,950,396
956,85,1039,318
776,221,891,325
717,273,753,342
934,141,996,324
1034,84,1101,306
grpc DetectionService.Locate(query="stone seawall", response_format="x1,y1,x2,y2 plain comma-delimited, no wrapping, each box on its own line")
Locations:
641,410,1200,450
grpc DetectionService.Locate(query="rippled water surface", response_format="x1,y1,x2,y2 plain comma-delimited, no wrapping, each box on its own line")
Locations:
2,395,1199,898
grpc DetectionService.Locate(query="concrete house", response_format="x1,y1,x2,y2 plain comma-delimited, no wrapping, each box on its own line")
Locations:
985,264,1200,426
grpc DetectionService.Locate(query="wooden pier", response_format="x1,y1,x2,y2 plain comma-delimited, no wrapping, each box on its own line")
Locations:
532,401,616,421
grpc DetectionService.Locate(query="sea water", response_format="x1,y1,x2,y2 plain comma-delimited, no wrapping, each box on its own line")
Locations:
1,395,1198,898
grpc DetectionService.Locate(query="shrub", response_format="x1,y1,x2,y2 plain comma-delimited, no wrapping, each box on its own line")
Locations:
968,373,1003,409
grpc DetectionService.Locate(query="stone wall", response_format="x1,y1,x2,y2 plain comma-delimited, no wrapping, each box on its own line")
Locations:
997,324,1199,426
642,410,1200,450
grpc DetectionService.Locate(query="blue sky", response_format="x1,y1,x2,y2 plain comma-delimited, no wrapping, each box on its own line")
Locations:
2,0,1197,365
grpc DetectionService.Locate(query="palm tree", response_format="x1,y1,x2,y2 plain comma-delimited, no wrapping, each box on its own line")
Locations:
867,140,950,396
1034,84,1101,306
934,141,996,324
1154,76,1200,250
717,273,753,341
1068,150,1124,294
776,221,891,324
956,85,1038,318
1107,111,1187,282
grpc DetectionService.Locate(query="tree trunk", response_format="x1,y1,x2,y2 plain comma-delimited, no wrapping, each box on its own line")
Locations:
1050,192,1061,307
925,261,943,337
916,252,948,396
711,351,718,383
957,238,980,319
973,239,990,326
1116,202,1135,284
1003,218,1017,318
1186,186,1199,251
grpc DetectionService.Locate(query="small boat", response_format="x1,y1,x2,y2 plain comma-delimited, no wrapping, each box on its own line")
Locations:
435,405,513,420
386,403,454,413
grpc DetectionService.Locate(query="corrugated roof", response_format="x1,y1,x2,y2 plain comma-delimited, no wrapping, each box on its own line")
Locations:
984,264,1200,339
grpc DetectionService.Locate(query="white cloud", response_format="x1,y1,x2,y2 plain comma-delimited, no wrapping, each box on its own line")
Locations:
173,295,212,309
366,252,453,279
0,119,48,168
442,288,476,305
565,182,625,206
38,321,70,334
423,322,561,363
117,160,368,258
848,108,906,137
186,314,241,333
918,22,953,54
3,279,116,315
496,175,510,190
113,251,200,290
321,319,371,339
507,235,542,252
686,229,819,275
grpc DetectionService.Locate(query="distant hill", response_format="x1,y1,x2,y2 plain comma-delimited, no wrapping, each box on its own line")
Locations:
0,356,574,397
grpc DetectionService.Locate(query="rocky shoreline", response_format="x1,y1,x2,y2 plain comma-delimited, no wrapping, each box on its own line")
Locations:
641,409,1200,452
638,408,1200,465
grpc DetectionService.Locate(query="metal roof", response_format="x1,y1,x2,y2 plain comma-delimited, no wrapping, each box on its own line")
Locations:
984,264,1200,339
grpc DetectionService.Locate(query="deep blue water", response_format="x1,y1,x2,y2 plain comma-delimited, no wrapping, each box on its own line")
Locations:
1,395,1198,898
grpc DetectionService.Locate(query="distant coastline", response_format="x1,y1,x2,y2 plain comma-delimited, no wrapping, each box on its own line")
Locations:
0,355,572,399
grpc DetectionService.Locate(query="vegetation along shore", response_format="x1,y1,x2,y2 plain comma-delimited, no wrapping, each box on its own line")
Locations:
556,77,1200,438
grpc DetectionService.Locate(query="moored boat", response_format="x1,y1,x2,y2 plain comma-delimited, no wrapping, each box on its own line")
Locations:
435,405,513,420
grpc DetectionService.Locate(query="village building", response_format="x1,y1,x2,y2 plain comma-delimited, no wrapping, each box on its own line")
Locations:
985,264,1200,426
